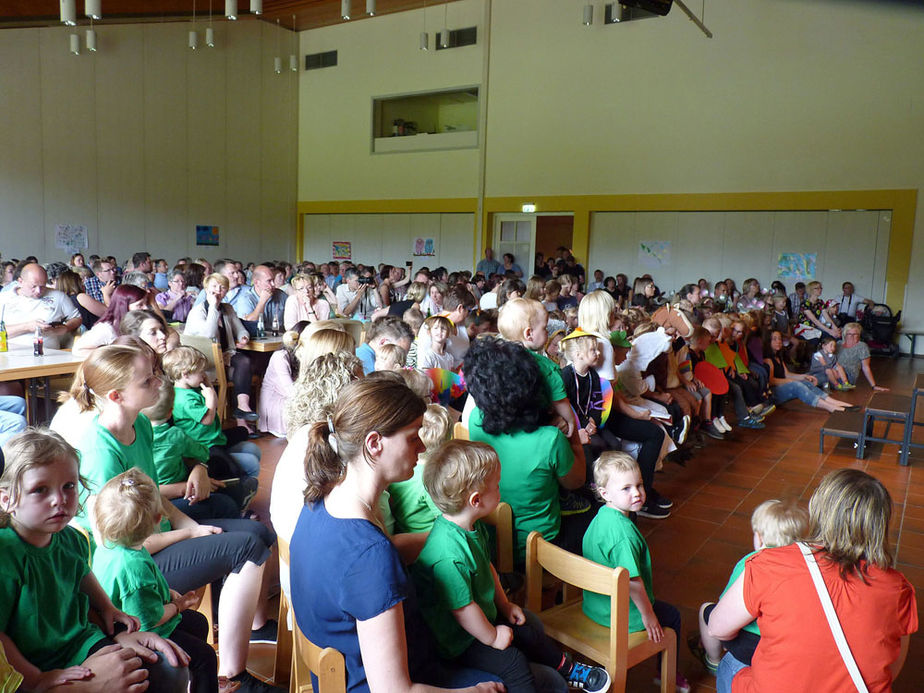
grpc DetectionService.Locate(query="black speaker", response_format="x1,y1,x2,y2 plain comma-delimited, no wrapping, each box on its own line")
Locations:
620,0,673,16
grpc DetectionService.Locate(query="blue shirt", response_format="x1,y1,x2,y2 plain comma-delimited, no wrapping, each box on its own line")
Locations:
356,342,376,375
475,258,502,276
153,272,169,291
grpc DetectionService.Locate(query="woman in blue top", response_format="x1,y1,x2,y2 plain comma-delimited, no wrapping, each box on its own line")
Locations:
289,374,503,693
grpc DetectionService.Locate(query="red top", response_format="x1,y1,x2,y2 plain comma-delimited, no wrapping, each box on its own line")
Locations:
734,544,917,693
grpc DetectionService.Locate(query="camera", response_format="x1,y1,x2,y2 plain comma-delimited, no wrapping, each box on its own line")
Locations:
357,276,374,286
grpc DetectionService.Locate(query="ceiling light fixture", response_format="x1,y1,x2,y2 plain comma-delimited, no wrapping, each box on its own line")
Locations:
341,0,351,20
70,32,80,54
85,0,102,20
366,0,376,16
225,0,237,20
60,0,77,26
206,0,215,46
86,28,97,51
290,13,298,71
583,4,593,25
250,0,262,15
439,1,449,48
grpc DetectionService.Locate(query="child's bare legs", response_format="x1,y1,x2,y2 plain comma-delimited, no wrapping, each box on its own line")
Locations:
834,364,850,386
217,560,265,678
697,603,724,664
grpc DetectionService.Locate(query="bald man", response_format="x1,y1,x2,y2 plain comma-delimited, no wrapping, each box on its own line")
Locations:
0,263,81,349
237,264,287,326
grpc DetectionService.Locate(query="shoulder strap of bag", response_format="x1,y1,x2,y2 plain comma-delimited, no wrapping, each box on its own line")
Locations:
798,542,869,693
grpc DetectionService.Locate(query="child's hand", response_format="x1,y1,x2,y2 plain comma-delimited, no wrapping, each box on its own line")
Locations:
188,524,223,539
491,624,513,650
35,666,93,691
200,382,218,408
641,611,663,643
804,374,818,385
173,590,199,612
209,477,226,491
102,607,140,636
499,602,526,626
185,465,211,503
578,428,591,445
585,419,597,435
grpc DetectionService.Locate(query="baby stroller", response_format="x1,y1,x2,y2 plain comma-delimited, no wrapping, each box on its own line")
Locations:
860,304,901,357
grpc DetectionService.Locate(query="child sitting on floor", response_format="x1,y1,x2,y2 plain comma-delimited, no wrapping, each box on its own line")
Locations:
162,346,262,480
92,468,225,693
809,336,854,390
582,451,690,693
690,499,808,675
412,439,611,693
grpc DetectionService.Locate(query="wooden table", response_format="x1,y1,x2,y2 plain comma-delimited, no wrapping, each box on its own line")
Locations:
0,343,84,423
241,336,284,353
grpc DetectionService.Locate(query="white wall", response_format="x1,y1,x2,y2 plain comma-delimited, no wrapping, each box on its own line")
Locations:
0,20,297,265
302,213,475,272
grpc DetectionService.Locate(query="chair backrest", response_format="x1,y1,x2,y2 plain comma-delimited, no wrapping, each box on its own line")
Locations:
293,628,347,693
481,501,514,574
452,422,470,440
328,318,364,349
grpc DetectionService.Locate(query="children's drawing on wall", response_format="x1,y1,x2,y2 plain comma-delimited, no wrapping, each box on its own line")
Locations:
639,240,671,269
777,252,816,280
332,241,352,260
413,237,436,257
195,225,219,246
55,224,88,255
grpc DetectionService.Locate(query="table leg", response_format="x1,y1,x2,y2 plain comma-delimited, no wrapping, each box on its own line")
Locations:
856,412,869,460
26,378,38,425
43,376,51,424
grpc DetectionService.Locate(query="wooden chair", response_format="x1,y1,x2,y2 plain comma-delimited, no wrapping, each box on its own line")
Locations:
274,540,294,687
328,318,364,349
179,333,228,422
525,532,675,693
194,583,216,646
291,627,346,693
482,501,514,574
452,422,469,440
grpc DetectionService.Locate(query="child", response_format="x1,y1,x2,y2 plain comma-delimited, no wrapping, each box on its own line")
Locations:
92,469,224,693
545,328,565,367
413,439,611,693
163,346,262,479
686,327,727,439
582,452,689,692
809,336,853,390
691,499,808,674
374,342,407,371
387,403,449,534
258,321,309,438
560,330,622,479
0,429,190,693
417,315,456,370
143,380,257,521
542,280,562,312
562,305,579,331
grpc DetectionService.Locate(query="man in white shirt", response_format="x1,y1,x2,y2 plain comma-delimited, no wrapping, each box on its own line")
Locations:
335,267,382,321
0,263,81,349
834,281,874,326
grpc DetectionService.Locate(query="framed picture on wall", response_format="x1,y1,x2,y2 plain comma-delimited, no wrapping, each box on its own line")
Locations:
196,225,219,246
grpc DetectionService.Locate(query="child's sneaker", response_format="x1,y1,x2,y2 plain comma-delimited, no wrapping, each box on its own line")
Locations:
559,491,591,516
717,416,732,432
653,671,691,693
567,661,611,692
637,502,671,520
738,416,765,430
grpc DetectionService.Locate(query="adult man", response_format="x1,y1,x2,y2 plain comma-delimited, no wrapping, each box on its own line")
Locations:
335,267,382,321
354,316,414,375
131,252,153,274
237,264,287,327
83,258,118,304
0,263,81,348
834,281,875,326
475,248,502,277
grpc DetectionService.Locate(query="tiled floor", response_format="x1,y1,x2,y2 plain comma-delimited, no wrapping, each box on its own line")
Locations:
245,355,924,692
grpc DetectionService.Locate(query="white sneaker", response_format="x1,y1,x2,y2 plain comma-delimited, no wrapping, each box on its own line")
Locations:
717,416,732,432
677,415,691,444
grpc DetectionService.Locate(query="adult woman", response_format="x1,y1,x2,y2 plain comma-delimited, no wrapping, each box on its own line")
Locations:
185,273,257,420
257,320,310,438
837,322,888,391
709,468,916,693
156,270,195,323
120,309,174,355
420,281,447,317
465,337,589,560
183,262,207,299
272,266,294,296
762,331,853,412
794,280,840,348
290,376,503,693
388,280,427,317
631,280,658,312
283,273,331,329
73,284,148,357
735,279,764,313
54,269,106,331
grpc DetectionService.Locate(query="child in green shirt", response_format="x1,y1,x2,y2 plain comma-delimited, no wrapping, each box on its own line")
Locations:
691,499,808,674
582,451,689,692
92,468,220,693
387,403,447,534
412,439,610,693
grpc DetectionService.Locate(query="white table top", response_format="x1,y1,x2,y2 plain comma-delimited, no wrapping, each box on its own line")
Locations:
0,343,84,381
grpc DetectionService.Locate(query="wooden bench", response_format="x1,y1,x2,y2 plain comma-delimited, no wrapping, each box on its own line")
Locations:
819,409,866,453
857,393,915,466
901,330,924,357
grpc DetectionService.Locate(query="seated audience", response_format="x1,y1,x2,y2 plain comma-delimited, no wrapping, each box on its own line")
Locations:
155,270,195,323
837,322,889,390
763,331,855,412
0,262,81,349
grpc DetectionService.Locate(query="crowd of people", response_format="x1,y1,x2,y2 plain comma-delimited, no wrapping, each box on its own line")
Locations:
0,246,917,693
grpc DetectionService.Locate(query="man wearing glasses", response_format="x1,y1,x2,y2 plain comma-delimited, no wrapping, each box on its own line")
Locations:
83,258,119,304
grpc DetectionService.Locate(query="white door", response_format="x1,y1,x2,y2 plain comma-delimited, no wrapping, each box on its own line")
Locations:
493,214,536,277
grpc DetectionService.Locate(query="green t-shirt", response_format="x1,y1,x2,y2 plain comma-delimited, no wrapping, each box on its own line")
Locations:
93,543,180,638
76,414,169,537
152,422,209,485
410,516,497,659
582,505,654,632
529,350,567,407
723,550,760,635
172,386,227,448
0,526,106,670
388,460,440,534
468,408,574,562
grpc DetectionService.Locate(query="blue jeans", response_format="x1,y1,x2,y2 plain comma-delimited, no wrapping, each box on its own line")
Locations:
0,395,27,446
716,652,749,693
772,380,825,408
228,440,261,477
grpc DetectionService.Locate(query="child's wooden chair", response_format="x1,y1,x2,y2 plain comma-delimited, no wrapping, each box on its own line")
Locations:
452,422,469,440
291,624,346,693
481,501,514,574
179,333,228,422
273,539,294,687
524,532,676,693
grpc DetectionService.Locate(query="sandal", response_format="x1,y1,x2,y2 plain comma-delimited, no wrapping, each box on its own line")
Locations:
219,676,242,693
686,633,719,675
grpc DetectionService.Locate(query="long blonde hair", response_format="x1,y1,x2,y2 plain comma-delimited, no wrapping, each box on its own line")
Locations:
578,290,616,337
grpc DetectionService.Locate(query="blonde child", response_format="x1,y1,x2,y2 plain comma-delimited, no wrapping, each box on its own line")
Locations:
143,380,255,521
388,403,450,534
417,315,456,370
691,499,808,674
412,440,611,693
162,346,262,479
0,429,190,693
583,452,689,692
809,336,853,390
92,469,223,693
374,342,407,371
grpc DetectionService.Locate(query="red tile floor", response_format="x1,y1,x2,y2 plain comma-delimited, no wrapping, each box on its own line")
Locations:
244,355,924,692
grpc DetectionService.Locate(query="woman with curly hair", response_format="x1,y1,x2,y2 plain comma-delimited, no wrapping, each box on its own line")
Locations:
464,336,589,563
